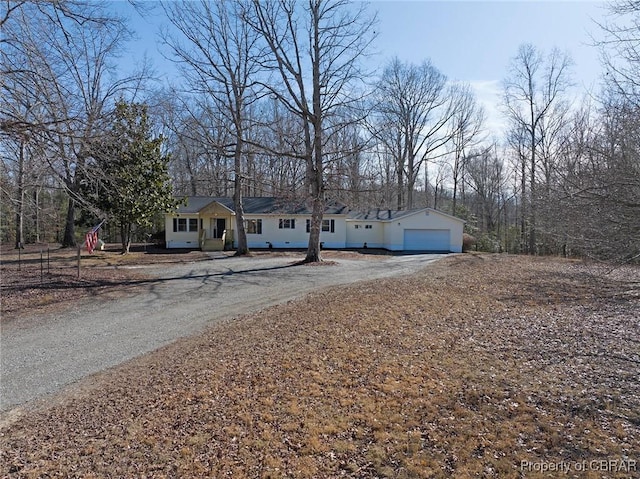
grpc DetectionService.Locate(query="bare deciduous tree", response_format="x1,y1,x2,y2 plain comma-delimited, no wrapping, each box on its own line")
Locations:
502,43,573,254
163,0,266,255
448,83,485,215
370,58,462,210
465,145,506,237
598,0,640,104
1,1,146,247
246,0,376,262
557,92,640,262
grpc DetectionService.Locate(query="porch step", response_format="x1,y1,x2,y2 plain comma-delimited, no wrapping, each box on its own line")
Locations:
202,239,225,251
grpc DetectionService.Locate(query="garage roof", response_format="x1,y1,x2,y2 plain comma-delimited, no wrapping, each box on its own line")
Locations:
347,208,464,223
348,208,424,221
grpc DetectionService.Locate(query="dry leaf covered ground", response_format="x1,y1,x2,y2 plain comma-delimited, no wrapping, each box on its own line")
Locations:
0,244,212,320
1,253,639,478
0,244,384,320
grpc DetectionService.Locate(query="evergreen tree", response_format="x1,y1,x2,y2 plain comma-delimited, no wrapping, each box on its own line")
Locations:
96,101,179,254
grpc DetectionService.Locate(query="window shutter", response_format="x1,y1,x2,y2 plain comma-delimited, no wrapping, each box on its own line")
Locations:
173,218,177,232
306,219,310,233
330,219,335,233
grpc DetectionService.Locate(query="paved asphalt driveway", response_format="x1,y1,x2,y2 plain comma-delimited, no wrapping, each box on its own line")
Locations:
1,253,445,415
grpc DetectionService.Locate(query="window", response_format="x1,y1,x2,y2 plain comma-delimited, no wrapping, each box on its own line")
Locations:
306,219,335,233
279,218,295,229
173,217,199,232
354,224,361,229
365,224,373,229
322,219,335,233
173,218,186,232
245,219,262,234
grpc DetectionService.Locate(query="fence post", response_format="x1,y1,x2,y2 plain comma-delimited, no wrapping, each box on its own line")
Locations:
77,245,81,279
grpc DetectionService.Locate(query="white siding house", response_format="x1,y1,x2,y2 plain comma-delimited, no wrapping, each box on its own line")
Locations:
165,198,235,250
165,197,464,253
346,208,464,253
345,220,384,249
243,214,347,249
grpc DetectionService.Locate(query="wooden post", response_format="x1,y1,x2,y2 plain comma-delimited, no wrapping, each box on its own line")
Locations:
77,245,81,279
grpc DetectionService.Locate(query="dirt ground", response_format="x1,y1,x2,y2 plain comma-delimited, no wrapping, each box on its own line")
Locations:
0,243,378,320
1,253,638,478
0,243,217,320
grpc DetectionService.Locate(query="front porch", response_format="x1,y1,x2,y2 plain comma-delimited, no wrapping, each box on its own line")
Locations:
196,201,236,251
200,228,235,251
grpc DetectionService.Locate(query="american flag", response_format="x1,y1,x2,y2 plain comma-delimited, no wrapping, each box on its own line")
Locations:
85,220,105,254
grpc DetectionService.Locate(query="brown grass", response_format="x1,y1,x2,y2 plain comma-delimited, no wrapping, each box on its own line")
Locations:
0,245,384,320
1,254,638,478
0,243,212,320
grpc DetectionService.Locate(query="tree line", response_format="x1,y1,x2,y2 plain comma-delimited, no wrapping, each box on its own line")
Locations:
1,0,638,262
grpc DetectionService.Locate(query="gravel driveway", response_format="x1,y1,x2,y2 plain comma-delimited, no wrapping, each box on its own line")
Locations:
1,253,445,415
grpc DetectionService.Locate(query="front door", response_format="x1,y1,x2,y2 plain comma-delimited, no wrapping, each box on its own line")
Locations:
212,218,226,239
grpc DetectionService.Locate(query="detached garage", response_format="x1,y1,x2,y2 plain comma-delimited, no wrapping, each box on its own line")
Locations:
346,208,464,253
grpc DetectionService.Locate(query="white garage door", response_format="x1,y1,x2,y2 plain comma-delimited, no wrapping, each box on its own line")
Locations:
403,229,450,251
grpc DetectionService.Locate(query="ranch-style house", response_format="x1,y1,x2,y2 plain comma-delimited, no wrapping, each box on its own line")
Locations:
165,196,464,253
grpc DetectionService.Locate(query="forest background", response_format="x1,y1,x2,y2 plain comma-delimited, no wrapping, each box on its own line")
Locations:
1,0,638,262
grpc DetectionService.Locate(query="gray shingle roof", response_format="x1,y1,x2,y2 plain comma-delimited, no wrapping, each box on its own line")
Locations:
174,196,221,214
347,208,425,221
175,197,349,215
173,197,463,222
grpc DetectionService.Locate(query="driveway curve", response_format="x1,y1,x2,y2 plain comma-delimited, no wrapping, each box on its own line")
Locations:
1,253,446,415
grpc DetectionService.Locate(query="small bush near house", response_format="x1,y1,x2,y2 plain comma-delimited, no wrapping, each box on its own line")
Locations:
474,233,501,252
462,232,476,252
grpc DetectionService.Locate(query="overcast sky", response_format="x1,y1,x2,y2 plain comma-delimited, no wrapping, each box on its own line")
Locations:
115,0,609,136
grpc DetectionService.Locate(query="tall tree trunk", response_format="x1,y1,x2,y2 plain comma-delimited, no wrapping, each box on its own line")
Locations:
305,2,324,264
452,175,458,216
33,188,40,243
406,133,415,209
452,150,463,215
407,176,415,209
14,140,25,248
186,151,197,195
121,221,131,254
520,155,527,253
306,191,324,262
62,196,77,248
234,140,249,256
305,120,324,263
396,165,403,210
529,124,536,255
434,181,439,210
